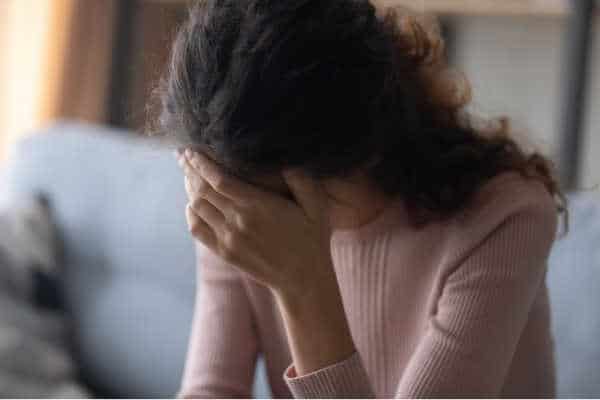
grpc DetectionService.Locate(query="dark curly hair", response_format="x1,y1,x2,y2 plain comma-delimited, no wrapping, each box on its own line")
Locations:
149,0,568,232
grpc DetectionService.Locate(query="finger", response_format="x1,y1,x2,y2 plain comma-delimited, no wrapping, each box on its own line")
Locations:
174,148,184,163
282,168,328,221
186,204,218,249
176,147,189,168
184,173,208,199
187,151,265,205
185,175,236,218
189,197,227,232
180,155,195,178
184,175,196,199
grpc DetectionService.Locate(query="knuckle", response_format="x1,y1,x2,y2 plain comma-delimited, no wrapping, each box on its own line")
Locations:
186,176,208,198
197,177,209,193
222,228,241,250
185,204,196,223
219,239,239,263
212,174,229,192
184,175,195,192
188,218,203,236
184,176,192,193
191,196,207,212
189,222,202,236
235,212,253,232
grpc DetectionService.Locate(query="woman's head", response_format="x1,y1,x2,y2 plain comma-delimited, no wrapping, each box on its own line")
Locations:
151,0,567,229
156,0,395,174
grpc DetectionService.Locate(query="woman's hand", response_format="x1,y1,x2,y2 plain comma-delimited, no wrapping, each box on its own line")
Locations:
177,149,335,299
177,150,357,377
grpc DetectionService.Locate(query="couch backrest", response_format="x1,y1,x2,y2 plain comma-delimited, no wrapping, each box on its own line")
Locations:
1,122,598,397
546,194,600,397
1,122,197,397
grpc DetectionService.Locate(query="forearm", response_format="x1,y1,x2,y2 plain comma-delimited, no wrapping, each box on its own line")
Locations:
272,265,357,377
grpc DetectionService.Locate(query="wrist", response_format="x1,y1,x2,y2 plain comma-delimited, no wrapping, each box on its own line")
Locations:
272,271,357,376
273,263,339,313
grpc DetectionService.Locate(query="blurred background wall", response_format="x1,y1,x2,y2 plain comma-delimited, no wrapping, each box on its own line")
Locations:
454,11,600,195
0,0,61,159
0,0,598,196
0,0,184,158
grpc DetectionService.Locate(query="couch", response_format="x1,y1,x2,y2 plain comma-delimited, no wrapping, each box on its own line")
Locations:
0,122,598,397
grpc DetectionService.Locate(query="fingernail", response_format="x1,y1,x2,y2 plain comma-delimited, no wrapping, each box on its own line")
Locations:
185,149,192,159
173,149,183,161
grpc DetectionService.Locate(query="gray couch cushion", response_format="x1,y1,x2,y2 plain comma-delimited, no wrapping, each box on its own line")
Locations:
0,122,271,398
1,122,194,397
2,121,598,397
547,193,600,397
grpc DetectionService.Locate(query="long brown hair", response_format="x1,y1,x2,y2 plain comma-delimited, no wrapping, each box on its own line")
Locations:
370,5,568,232
150,0,568,233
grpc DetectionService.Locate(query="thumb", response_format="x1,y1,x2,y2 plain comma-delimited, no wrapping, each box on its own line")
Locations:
282,168,327,221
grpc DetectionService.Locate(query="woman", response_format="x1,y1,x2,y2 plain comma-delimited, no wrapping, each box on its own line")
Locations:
153,0,568,397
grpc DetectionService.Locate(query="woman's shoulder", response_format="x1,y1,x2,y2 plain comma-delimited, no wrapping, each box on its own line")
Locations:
446,170,559,249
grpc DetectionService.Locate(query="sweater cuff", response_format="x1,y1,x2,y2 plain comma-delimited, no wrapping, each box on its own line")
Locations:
283,351,374,398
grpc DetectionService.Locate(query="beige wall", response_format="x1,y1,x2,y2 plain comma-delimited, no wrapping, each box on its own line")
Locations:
453,15,599,197
0,0,113,162
0,0,55,160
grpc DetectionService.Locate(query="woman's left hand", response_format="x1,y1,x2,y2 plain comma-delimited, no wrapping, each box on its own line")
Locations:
177,150,335,299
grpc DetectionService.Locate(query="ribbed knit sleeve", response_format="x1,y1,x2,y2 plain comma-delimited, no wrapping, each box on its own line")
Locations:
177,241,259,399
284,351,374,398
394,200,557,397
282,185,558,398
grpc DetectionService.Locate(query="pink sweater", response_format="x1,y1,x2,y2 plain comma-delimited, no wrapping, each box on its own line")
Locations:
178,170,559,398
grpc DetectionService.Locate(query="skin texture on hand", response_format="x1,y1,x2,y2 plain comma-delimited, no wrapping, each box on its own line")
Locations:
177,149,333,296
177,149,357,377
